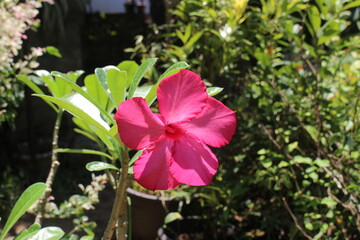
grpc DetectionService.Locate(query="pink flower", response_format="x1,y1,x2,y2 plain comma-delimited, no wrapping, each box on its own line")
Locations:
115,70,236,190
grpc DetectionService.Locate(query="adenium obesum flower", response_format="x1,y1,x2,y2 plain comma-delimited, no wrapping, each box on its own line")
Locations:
115,69,236,190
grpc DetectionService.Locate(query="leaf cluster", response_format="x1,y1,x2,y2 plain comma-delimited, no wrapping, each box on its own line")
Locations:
129,0,360,239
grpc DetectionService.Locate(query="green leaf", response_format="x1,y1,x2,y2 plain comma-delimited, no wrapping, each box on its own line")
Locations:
133,85,153,98
51,71,113,123
94,128,115,152
80,236,94,240
164,212,183,224
184,31,203,50
309,172,319,182
0,183,46,240
86,161,119,172
261,158,272,168
293,155,313,165
17,75,58,112
278,161,289,168
321,197,337,208
305,221,314,231
34,94,111,136
109,125,118,137
145,62,189,105
84,74,110,111
307,5,321,33
206,87,224,97
73,117,94,133
314,158,330,167
285,141,298,153
95,67,118,109
117,60,139,88
45,46,62,58
28,227,64,240
74,128,97,142
305,125,319,141
318,19,341,45
129,150,144,166
107,68,127,107
14,224,41,240
128,58,157,99
257,149,267,155
341,0,360,11
177,24,191,44
158,62,189,81
95,68,109,92
34,70,60,97
314,0,328,17
56,148,113,160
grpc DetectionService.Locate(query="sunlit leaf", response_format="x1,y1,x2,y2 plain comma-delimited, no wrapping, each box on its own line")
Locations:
86,161,119,171
34,94,111,136
84,74,110,111
128,58,157,99
17,75,58,112
107,68,127,107
206,87,224,97
14,224,41,240
28,227,64,240
0,183,46,240
56,148,113,160
164,212,183,224
307,5,321,33
45,46,62,58
129,150,144,166
305,125,319,142
51,71,113,123
117,60,139,88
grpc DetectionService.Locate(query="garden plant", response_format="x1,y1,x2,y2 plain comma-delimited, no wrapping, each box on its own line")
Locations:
1,0,360,240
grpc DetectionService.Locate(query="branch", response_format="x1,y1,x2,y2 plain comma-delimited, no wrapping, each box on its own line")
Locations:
281,196,313,239
102,150,130,240
35,110,63,224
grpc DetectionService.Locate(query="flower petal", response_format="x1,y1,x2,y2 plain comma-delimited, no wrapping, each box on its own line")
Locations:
114,97,164,150
182,97,237,147
157,69,207,123
134,138,180,191
170,136,218,186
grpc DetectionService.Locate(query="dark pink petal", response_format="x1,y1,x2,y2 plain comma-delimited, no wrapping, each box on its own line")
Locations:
134,138,180,191
157,69,207,123
182,97,237,147
114,97,164,150
170,136,218,186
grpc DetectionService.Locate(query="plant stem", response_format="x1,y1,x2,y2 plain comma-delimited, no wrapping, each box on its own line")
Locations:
34,110,63,225
102,149,129,240
281,196,313,240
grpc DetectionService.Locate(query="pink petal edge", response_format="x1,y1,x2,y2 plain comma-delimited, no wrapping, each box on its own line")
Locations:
114,97,164,150
157,69,207,123
170,136,219,186
182,97,237,148
134,138,180,191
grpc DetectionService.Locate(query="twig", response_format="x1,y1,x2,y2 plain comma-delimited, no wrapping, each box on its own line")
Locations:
34,110,63,224
260,124,302,190
102,150,129,240
327,187,360,232
281,196,313,239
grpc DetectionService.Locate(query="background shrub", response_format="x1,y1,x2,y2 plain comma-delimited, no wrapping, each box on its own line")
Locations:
129,0,360,239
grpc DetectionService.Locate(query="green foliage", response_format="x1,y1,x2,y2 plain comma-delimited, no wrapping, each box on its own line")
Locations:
0,183,47,240
130,0,360,239
23,59,192,176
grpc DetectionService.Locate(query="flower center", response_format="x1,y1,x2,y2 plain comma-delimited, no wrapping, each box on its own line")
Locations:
164,123,185,140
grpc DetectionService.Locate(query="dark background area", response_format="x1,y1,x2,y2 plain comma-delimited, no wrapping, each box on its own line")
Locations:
0,0,166,209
